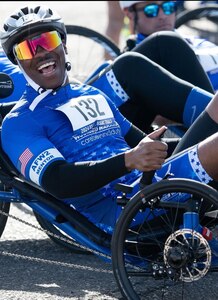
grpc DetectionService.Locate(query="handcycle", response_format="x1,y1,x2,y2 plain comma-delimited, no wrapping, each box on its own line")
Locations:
175,3,218,29
1,113,218,299
1,23,218,299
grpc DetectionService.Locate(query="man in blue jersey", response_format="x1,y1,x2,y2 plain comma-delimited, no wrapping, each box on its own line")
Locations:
1,4,218,233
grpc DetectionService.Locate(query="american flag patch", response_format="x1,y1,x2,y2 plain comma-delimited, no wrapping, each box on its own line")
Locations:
19,148,33,175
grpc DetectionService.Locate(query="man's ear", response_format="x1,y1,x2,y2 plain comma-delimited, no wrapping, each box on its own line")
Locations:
126,9,135,21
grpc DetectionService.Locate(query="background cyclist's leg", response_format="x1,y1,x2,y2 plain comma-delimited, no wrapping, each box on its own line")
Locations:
93,52,213,131
173,92,218,154
155,94,218,186
132,31,214,93
199,134,218,180
154,132,218,194
154,141,215,190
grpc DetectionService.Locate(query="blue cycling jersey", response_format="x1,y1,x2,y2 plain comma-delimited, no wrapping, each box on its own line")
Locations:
2,83,142,227
2,83,133,179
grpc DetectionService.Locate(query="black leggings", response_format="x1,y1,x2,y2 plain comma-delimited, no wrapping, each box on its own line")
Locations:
112,51,194,131
113,31,214,131
132,31,214,93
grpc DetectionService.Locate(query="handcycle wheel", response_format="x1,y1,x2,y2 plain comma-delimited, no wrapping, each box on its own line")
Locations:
111,178,218,300
0,201,10,237
65,25,121,82
175,4,218,44
0,182,10,238
34,212,91,254
175,5,218,28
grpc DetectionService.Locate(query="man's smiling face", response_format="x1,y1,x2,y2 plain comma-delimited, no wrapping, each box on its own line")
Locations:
15,31,67,90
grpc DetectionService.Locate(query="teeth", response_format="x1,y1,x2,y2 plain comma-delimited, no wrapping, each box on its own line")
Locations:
38,61,55,70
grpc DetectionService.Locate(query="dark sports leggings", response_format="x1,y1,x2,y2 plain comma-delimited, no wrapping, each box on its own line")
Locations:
112,31,214,131
112,51,194,131
132,31,214,93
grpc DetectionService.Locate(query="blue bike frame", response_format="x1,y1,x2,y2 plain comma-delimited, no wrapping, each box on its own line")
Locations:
0,186,112,260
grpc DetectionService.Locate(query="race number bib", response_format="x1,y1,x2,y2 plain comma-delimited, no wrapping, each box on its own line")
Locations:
56,94,113,130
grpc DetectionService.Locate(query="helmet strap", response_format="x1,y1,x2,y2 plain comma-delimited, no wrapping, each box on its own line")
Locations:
17,60,42,93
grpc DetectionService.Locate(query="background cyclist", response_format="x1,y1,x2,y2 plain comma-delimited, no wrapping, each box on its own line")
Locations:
119,1,218,91
113,1,218,129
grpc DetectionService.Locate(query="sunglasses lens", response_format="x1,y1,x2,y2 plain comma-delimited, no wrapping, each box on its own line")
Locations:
144,4,159,18
162,1,177,15
14,31,62,60
14,40,33,60
143,2,177,18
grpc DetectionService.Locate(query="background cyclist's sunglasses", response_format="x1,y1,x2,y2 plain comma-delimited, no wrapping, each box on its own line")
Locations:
14,31,62,60
135,1,177,18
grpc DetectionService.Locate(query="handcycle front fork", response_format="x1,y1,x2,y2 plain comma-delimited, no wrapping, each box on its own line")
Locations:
182,211,212,241
152,212,213,281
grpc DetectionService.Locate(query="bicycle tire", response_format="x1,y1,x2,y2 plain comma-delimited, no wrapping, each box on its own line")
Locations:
175,5,218,28
111,178,218,299
0,181,10,238
65,25,121,82
0,201,10,237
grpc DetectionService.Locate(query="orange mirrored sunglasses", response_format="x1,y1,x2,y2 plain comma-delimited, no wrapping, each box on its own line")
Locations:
14,31,62,60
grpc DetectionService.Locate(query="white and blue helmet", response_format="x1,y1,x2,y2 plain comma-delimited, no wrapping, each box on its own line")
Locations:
119,1,146,10
0,5,67,64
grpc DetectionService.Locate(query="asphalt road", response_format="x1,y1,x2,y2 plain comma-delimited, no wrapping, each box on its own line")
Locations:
1,1,218,300
2,203,218,300
0,204,119,300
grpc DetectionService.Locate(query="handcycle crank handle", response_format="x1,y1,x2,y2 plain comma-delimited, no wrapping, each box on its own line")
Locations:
139,170,156,189
139,131,165,188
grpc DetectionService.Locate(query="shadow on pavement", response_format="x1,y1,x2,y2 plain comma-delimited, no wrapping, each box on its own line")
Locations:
0,238,120,299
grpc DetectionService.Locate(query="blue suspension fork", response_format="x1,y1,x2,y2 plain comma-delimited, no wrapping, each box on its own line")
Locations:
183,212,202,233
182,211,213,242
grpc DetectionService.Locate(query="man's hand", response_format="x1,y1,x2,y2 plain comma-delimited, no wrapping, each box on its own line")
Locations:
125,126,168,171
